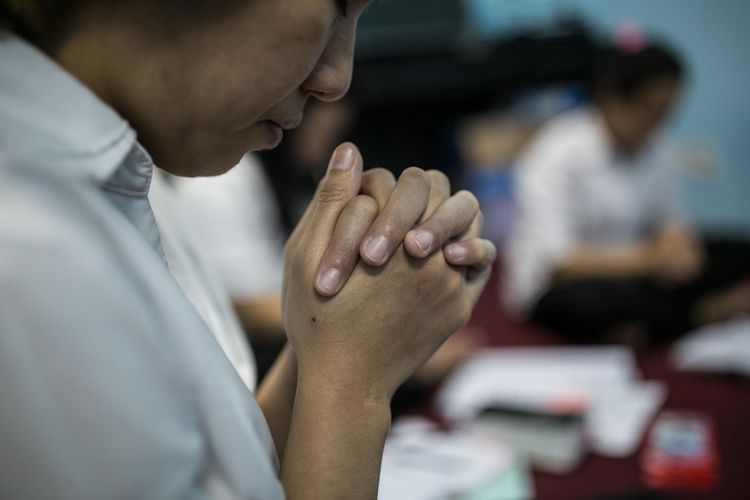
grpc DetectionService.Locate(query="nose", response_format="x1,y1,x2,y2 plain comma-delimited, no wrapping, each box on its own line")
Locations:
302,29,355,102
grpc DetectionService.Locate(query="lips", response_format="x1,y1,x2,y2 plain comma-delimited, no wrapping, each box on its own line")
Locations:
271,115,303,131
257,114,302,150
261,121,284,149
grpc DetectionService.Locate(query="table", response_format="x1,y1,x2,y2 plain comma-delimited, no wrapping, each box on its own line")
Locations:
462,266,750,500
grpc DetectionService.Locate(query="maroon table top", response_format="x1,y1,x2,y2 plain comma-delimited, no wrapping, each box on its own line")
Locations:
461,266,750,500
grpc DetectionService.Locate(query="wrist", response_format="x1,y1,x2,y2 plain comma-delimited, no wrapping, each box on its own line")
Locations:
296,361,393,413
282,362,392,500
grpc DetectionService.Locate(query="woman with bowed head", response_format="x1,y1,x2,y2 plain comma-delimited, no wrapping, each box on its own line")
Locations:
0,1,495,499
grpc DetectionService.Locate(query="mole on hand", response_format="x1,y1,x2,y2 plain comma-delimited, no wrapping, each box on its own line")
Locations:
311,317,317,323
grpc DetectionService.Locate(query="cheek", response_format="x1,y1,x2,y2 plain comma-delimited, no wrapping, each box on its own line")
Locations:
272,18,333,88
256,4,334,85
189,8,333,125
236,39,327,119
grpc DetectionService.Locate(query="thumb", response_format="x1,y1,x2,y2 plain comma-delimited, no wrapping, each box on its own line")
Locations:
306,142,363,250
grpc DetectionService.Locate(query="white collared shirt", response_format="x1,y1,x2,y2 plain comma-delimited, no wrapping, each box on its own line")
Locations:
504,108,684,314
0,33,283,500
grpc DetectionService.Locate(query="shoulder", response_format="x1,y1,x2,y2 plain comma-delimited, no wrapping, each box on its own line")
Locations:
536,109,601,148
0,164,164,330
518,109,604,175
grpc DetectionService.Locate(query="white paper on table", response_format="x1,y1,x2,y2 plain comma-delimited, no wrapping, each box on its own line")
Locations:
437,347,636,421
586,381,666,456
672,315,750,376
378,418,519,500
436,347,666,457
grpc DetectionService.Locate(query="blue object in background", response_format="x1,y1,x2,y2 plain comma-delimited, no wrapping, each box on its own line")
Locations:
464,168,517,247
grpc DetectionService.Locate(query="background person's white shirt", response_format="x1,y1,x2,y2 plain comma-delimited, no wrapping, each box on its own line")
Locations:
0,34,283,500
504,108,684,315
170,155,286,302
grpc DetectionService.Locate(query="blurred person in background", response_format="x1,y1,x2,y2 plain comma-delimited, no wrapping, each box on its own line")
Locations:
0,1,497,498
505,38,750,346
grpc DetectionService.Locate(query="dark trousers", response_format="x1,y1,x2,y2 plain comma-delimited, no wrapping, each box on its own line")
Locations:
530,240,750,342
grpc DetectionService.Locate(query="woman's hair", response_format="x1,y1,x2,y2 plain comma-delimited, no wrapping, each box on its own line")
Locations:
594,42,685,99
0,0,74,50
0,0,245,52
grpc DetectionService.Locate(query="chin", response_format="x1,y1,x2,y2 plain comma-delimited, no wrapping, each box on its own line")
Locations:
156,126,282,177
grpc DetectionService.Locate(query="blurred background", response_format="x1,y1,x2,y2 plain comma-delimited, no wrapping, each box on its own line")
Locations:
349,0,750,232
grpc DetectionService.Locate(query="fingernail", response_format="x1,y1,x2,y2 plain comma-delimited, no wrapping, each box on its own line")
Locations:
364,236,388,264
317,268,342,295
330,144,354,171
412,230,434,254
447,244,467,262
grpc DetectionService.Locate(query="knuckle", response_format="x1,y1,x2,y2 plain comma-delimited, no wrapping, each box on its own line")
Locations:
325,240,357,269
449,270,465,292
350,194,379,219
379,215,407,237
381,207,418,235
362,169,396,208
421,218,447,241
455,190,480,213
426,169,450,190
363,167,395,183
424,254,449,279
400,167,429,188
317,182,350,204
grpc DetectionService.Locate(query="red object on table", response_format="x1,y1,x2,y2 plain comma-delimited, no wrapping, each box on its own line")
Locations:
460,263,750,500
641,412,718,490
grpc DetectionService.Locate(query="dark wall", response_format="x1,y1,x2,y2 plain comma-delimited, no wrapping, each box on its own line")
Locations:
349,8,597,178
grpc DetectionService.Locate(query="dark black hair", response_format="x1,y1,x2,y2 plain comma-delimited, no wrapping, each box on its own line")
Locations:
0,0,246,53
594,42,685,99
0,1,74,50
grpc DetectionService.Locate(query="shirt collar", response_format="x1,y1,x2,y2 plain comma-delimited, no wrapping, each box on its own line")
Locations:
0,32,137,184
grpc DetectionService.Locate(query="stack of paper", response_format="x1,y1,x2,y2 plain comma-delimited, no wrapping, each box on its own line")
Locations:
469,407,585,473
436,347,666,470
378,418,533,500
672,315,750,376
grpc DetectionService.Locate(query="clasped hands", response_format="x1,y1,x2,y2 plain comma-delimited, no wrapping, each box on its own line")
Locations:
282,143,495,402
647,222,704,286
